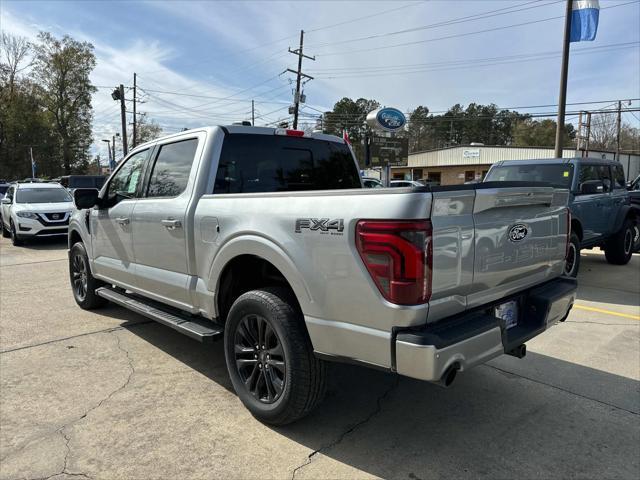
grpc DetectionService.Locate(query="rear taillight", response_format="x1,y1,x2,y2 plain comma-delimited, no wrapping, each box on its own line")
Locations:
565,207,571,259
355,220,432,305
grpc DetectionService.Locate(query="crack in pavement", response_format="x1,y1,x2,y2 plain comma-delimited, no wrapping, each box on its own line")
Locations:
485,364,639,415
0,320,153,354
21,331,137,480
290,377,400,480
564,320,638,326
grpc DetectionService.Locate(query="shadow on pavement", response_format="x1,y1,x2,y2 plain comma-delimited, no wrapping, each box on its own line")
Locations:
18,236,68,250
113,309,640,478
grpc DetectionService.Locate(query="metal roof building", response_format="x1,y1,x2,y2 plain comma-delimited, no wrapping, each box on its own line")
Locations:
390,145,640,185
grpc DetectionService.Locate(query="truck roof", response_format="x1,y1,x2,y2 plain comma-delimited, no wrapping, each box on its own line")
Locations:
493,157,623,167
135,125,346,151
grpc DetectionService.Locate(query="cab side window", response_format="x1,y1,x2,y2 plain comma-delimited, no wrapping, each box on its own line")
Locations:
105,149,148,207
612,164,626,190
597,165,612,192
146,139,198,198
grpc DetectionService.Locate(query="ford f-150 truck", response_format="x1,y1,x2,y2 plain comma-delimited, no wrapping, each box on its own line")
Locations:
68,125,576,425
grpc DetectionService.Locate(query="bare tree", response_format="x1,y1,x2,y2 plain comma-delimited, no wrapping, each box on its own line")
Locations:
0,33,31,97
589,112,618,150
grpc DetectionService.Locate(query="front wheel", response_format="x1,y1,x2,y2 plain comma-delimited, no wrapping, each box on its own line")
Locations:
224,288,326,425
1,218,9,238
10,220,23,246
69,242,107,309
564,232,580,277
604,218,635,265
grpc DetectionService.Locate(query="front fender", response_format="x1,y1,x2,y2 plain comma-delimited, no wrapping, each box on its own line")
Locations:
68,209,94,267
207,234,314,317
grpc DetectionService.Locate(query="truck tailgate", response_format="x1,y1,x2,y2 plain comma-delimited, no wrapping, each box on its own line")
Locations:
467,185,569,308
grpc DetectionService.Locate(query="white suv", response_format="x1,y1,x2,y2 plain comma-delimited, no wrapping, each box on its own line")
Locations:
1,182,74,246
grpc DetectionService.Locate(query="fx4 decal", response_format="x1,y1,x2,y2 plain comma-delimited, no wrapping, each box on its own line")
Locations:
295,218,344,235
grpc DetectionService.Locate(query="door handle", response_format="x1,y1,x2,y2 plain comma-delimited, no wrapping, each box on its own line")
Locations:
161,218,182,230
115,217,130,225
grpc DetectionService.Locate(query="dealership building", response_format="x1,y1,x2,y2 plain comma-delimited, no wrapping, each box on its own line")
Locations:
389,145,640,185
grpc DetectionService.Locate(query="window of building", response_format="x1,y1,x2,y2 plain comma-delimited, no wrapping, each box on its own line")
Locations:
412,169,423,181
427,172,441,184
465,170,475,182
147,139,199,198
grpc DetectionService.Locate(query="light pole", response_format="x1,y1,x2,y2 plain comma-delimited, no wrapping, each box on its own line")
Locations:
102,139,112,171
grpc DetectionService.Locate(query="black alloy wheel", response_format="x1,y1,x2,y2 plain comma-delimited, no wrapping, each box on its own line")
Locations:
234,313,286,403
71,250,89,302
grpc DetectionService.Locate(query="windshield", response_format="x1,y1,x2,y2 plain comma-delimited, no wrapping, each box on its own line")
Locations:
485,163,574,188
15,187,72,204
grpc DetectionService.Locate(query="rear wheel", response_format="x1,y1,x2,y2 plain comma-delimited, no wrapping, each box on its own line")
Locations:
69,242,107,309
604,218,634,265
224,288,326,425
564,232,580,277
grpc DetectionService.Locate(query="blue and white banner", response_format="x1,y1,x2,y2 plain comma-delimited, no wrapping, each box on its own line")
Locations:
570,0,600,42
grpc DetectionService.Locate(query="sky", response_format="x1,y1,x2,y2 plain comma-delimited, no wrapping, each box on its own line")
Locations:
1,0,639,159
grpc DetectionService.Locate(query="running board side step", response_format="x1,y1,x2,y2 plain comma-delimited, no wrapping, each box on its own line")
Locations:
96,287,223,343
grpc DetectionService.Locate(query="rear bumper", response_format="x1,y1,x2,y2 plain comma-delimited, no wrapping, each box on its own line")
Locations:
395,277,577,382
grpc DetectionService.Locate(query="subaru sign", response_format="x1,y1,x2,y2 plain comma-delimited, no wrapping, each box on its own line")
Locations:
366,107,406,132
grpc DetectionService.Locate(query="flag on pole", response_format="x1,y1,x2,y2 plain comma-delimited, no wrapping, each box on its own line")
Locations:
30,147,36,178
342,129,351,144
570,0,599,42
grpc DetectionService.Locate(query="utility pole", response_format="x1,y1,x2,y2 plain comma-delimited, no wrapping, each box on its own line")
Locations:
287,30,315,130
554,0,573,158
615,100,622,161
585,112,592,155
577,111,583,154
119,84,128,155
252,99,255,126
132,73,137,148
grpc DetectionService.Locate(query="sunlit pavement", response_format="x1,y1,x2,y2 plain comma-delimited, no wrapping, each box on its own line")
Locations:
1,237,638,480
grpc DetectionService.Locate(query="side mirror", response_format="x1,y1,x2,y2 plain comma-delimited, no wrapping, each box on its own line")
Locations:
1,198,11,205
580,180,604,195
74,188,100,209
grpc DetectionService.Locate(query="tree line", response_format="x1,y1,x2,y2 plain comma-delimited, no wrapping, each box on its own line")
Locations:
319,97,639,163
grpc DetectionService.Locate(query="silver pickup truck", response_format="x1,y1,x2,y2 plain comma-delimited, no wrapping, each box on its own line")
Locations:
68,125,576,425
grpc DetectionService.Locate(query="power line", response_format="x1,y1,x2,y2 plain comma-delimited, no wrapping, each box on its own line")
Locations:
316,0,639,57
307,0,559,49
315,43,638,79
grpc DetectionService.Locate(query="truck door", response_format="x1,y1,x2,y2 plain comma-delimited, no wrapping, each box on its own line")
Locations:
130,136,201,310
572,164,610,244
609,163,628,235
91,149,149,286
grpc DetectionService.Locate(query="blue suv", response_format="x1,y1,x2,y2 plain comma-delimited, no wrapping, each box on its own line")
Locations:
485,158,637,276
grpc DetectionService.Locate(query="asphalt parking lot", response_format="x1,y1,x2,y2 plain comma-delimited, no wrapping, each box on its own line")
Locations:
1,237,639,480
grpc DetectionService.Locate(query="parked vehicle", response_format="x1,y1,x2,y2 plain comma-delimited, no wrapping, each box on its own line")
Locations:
362,177,383,188
627,174,640,252
390,180,425,188
485,158,636,276
1,182,73,245
68,125,575,425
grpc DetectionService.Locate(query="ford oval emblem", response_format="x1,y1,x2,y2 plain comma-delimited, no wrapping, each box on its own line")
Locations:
508,224,528,242
372,107,406,132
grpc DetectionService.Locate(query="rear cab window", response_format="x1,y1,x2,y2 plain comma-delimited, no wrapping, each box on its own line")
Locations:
213,134,361,194
612,164,626,190
485,163,574,188
147,138,199,198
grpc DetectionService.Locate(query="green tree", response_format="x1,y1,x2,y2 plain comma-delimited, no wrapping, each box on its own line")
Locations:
134,116,164,145
0,33,58,180
32,32,97,175
323,97,380,163
513,119,575,147
406,106,430,152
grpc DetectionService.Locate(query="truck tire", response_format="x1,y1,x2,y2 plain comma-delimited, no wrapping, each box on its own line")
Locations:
10,220,24,246
69,242,107,310
224,288,326,425
564,232,580,277
604,218,635,265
